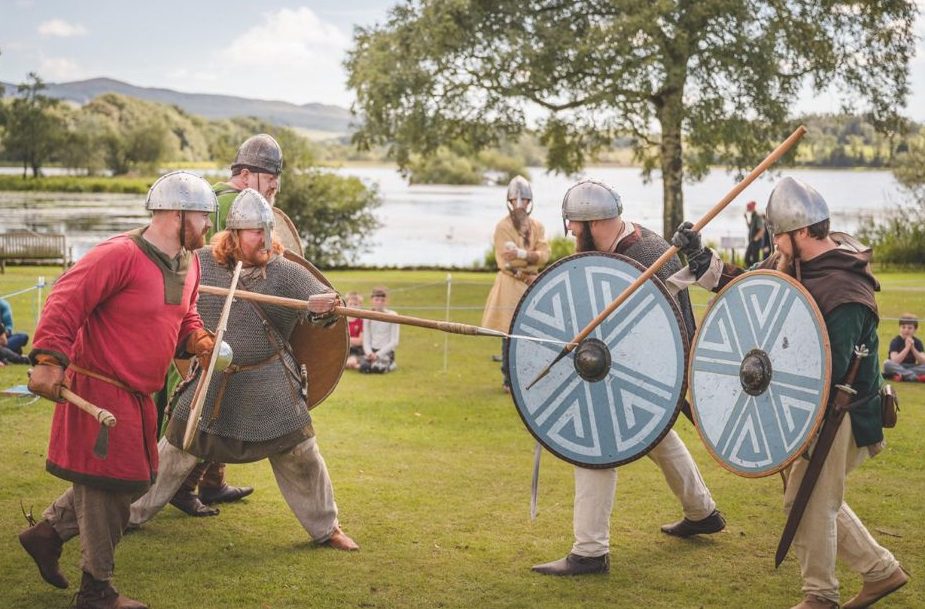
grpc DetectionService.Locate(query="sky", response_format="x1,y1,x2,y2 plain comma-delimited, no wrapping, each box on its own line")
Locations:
1,0,925,120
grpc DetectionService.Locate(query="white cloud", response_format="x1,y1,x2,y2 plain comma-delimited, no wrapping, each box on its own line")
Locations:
220,7,348,66
38,19,87,38
39,57,83,81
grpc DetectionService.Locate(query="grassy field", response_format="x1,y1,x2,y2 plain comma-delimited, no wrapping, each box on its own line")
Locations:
0,266,922,609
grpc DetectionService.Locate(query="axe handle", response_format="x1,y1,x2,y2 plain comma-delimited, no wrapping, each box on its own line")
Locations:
526,125,807,390
61,388,117,427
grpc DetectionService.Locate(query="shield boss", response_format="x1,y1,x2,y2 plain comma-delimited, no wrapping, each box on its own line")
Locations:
689,270,830,477
507,253,688,468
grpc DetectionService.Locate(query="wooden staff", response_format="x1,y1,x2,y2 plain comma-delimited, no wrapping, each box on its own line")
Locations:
183,261,243,451
525,125,808,390
197,285,507,338
61,387,116,427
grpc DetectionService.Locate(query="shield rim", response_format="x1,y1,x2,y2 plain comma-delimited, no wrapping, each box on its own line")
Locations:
507,251,688,469
282,251,348,410
688,269,831,478
273,207,304,254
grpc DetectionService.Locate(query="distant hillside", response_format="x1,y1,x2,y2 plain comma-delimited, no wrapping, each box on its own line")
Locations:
0,77,354,136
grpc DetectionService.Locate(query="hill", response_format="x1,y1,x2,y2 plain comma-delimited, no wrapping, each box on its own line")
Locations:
0,77,354,136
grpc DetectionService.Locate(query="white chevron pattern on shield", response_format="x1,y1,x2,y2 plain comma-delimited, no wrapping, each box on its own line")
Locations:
508,253,687,468
690,271,830,477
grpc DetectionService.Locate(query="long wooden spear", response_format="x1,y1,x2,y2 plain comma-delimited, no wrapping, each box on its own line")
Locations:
197,285,507,338
524,125,808,390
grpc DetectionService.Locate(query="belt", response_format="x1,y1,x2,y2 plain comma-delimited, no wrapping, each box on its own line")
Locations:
210,350,284,423
501,269,538,284
68,364,144,396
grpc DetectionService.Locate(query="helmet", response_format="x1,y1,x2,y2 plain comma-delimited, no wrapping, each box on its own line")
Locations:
145,171,217,212
226,188,275,251
506,175,533,213
765,177,829,235
561,178,622,232
232,134,283,175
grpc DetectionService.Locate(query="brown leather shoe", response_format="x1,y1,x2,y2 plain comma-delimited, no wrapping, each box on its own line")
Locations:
788,594,838,609
169,489,219,517
199,484,254,505
661,509,726,538
75,572,147,609
842,566,910,609
531,553,610,576
18,519,69,589
323,526,359,551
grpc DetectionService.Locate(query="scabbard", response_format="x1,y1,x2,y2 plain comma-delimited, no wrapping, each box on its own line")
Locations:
774,346,868,567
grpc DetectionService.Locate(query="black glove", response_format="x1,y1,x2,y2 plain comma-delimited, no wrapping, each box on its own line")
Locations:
671,221,714,280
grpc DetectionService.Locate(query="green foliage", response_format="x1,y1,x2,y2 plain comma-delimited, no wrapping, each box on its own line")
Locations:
406,140,530,185
0,74,65,177
548,235,574,262
346,1,917,237
275,170,382,267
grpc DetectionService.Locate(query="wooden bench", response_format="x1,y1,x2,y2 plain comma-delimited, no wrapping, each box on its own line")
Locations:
0,231,69,273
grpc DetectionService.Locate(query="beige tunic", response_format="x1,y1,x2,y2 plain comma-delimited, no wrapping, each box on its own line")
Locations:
480,215,550,332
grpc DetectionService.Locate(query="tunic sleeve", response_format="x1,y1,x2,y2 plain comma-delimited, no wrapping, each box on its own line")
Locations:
532,221,551,267
176,254,205,352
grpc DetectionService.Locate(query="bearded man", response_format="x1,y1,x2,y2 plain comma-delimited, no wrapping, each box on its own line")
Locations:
481,175,550,391
130,189,358,552
18,171,217,609
163,133,284,517
531,178,725,577
672,177,907,609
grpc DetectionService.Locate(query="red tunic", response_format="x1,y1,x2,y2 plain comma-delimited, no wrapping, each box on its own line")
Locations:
32,231,203,492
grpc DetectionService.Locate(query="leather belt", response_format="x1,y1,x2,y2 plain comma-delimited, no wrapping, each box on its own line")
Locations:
501,269,538,284
210,350,284,422
68,364,143,396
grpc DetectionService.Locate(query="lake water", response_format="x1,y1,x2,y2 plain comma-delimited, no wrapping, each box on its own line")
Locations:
0,166,906,266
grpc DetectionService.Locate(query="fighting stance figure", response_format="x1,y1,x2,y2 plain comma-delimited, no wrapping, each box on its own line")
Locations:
131,189,358,552
481,176,550,390
673,176,908,609
19,171,217,609
163,133,284,516
532,179,725,576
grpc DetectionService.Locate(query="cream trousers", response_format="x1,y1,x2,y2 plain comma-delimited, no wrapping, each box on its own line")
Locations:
130,436,339,542
784,415,898,603
572,429,716,557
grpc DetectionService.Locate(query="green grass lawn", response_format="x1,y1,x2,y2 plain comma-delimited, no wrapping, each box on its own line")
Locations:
0,266,922,609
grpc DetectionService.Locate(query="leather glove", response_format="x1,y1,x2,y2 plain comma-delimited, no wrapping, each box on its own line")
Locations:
186,328,216,371
671,222,703,257
28,354,68,401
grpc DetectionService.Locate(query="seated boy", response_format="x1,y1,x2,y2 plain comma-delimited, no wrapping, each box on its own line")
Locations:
883,313,925,382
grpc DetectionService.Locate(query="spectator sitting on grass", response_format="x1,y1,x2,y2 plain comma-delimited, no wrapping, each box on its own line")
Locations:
345,291,365,370
360,287,399,374
0,298,29,355
883,313,925,382
0,323,29,366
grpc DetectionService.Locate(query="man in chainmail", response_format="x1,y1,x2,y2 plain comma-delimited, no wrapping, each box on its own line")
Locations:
130,189,359,552
481,175,550,391
161,133,285,517
531,178,725,577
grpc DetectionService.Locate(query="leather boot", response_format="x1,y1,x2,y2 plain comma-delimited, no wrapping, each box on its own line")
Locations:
75,572,147,609
169,489,219,517
842,566,910,609
531,553,610,576
323,526,359,551
18,519,69,588
788,594,838,609
198,484,254,505
660,509,726,538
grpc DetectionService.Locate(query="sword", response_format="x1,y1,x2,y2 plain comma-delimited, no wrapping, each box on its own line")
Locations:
530,442,541,521
774,344,869,567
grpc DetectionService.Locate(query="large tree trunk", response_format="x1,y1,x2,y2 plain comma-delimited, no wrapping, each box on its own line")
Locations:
657,90,685,241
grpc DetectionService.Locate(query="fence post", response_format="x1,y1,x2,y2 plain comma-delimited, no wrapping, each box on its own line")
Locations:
35,276,46,326
443,273,452,372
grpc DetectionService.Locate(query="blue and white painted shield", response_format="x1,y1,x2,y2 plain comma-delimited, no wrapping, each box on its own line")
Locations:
507,253,688,468
689,270,830,478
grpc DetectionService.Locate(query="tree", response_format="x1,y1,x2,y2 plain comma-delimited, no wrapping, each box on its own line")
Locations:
275,170,381,267
346,0,917,238
1,73,65,177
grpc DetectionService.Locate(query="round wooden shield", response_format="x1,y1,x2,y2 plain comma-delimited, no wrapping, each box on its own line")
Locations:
283,251,348,410
507,253,689,468
689,270,830,478
273,207,304,255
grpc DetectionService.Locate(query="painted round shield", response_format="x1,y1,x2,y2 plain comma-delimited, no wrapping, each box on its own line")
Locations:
283,251,348,409
507,253,689,468
689,270,830,478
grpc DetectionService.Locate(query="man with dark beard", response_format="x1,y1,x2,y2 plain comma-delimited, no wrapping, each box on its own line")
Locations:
19,171,216,609
130,189,359,552
481,175,550,391
532,178,724,577
672,176,907,609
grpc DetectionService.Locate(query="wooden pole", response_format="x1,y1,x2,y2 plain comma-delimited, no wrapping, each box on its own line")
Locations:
197,285,507,338
525,125,808,390
61,387,116,427
183,261,243,451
